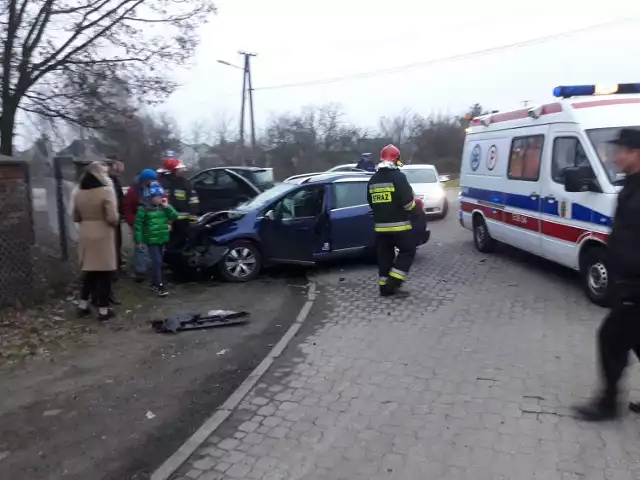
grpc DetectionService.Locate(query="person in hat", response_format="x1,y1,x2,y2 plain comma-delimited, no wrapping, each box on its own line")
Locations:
356,152,375,172
134,182,179,297
573,128,640,421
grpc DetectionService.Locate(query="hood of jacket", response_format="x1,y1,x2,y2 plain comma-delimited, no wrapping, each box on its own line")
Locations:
80,161,112,190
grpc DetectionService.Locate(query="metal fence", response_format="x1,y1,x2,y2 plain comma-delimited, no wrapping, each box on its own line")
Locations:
0,156,81,308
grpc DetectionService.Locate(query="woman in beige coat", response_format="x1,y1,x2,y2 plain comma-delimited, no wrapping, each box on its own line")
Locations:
72,161,119,320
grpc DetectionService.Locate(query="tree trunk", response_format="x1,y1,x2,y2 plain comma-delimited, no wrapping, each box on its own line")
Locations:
0,101,17,156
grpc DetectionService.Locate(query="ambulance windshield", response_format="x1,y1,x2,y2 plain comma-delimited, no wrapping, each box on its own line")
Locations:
587,127,635,185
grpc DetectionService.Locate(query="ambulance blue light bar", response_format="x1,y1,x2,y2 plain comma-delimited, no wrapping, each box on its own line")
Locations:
553,83,640,98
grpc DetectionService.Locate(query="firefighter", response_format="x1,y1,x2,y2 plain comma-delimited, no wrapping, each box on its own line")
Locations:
367,144,417,297
158,154,199,249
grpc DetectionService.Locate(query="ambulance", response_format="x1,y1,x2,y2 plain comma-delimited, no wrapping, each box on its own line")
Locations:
459,83,640,306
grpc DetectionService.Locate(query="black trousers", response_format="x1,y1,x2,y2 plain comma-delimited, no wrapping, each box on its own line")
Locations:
376,231,416,291
115,222,122,269
598,301,640,402
81,271,112,308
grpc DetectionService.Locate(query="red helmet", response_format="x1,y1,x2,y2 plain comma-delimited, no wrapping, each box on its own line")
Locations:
162,157,186,173
380,144,401,164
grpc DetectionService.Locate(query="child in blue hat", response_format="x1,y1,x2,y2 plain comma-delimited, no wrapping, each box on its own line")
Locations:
134,182,178,296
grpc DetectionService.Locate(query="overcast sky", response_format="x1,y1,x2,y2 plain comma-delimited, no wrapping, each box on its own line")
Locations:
165,0,640,138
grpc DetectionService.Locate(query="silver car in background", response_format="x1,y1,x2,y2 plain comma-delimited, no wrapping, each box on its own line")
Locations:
401,164,449,218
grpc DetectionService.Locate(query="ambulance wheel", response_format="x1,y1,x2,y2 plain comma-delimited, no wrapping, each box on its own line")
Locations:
581,247,613,307
473,215,495,253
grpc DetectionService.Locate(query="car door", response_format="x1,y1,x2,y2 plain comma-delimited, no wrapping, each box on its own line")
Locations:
503,131,545,256
259,185,327,264
539,131,598,268
191,170,217,213
192,170,251,213
328,180,375,253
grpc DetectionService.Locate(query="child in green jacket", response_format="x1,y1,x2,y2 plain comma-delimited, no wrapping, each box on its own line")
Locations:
134,183,178,296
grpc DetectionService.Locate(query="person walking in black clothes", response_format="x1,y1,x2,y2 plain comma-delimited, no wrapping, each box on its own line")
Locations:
107,156,125,271
367,144,418,297
573,128,640,421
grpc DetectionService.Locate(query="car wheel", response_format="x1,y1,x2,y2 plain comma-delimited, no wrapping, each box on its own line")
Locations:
581,247,613,307
439,199,449,219
217,240,262,282
473,215,495,253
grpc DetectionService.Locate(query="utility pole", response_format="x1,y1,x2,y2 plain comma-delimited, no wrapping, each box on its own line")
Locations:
238,51,257,165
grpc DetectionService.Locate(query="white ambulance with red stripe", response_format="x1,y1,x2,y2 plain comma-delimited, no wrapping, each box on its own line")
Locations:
459,83,640,306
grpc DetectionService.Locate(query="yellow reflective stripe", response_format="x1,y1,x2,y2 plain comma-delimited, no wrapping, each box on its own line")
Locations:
375,225,412,232
389,271,405,280
369,186,395,193
379,276,388,286
189,198,200,203
403,200,415,211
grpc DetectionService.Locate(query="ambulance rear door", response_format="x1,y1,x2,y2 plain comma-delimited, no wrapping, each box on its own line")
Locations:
539,126,599,269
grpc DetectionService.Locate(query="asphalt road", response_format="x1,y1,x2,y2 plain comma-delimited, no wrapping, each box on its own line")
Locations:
0,276,308,480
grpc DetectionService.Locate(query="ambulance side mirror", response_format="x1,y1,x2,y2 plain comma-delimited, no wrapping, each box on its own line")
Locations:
564,166,597,193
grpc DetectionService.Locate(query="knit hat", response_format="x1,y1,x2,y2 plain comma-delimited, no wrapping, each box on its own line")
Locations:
148,182,164,198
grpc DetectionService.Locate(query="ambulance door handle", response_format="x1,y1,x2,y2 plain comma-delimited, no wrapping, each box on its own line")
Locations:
529,192,540,199
544,195,556,203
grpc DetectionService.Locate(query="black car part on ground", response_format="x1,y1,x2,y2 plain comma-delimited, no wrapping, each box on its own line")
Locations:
150,310,250,333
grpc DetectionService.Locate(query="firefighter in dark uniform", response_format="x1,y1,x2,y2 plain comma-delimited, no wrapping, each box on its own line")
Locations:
367,144,417,297
573,128,640,421
158,154,200,249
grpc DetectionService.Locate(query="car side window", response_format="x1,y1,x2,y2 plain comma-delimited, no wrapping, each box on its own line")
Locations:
216,171,238,188
276,186,325,219
552,137,590,184
508,135,544,181
193,171,215,187
332,182,368,209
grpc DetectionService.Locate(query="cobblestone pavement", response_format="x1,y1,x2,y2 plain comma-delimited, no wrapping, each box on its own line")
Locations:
171,197,640,480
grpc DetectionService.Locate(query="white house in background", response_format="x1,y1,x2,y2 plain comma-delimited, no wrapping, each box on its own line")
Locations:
178,142,211,169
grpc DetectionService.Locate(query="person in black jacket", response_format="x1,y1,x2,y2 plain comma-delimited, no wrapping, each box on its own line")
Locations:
367,144,417,297
107,156,125,271
573,128,640,421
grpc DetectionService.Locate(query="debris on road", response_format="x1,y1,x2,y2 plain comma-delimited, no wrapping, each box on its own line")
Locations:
150,310,249,334
42,409,62,417
216,349,229,356
145,411,156,420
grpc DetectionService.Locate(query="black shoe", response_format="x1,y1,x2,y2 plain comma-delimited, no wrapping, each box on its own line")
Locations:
109,293,121,305
393,288,411,298
380,285,394,297
97,309,116,321
572,397,617,422
156,284,169,297
629,402,640,413
77,306,91,318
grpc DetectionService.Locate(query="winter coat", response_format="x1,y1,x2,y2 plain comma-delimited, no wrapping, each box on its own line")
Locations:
72,162,119,272
134,204,179,245
158,173,199,215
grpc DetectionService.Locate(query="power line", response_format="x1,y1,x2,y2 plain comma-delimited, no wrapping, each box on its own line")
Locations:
253,16,639,92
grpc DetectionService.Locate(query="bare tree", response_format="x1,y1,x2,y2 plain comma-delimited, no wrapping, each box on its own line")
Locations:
0,0,216,155
188,119,210,145
378,109,425,146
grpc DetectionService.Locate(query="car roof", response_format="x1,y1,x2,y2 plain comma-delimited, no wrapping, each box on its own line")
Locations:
196,166,270,174
401,164,436,170
301,172,372,184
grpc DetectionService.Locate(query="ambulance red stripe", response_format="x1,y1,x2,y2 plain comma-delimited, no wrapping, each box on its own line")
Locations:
571,98,640,109
460,200,609,243
470,103,563,126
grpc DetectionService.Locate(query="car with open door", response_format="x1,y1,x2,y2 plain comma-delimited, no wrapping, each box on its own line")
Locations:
189,167,274,214
167,172,430,282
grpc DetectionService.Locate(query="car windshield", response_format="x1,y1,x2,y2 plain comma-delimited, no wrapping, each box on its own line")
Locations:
403,168,437,184
235,182,296,211
587,127,639,185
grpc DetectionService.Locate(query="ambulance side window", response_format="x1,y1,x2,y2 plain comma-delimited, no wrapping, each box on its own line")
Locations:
507,135,543,181
551,137,590,184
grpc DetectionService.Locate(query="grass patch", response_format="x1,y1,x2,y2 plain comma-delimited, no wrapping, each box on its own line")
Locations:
445,178,460,189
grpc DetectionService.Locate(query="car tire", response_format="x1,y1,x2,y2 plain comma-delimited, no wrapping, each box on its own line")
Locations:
473,215,495,253
581,246,613,307
439,199,449,219
217,240,262,282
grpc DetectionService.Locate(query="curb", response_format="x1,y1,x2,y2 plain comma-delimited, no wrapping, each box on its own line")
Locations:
150,281,318,480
